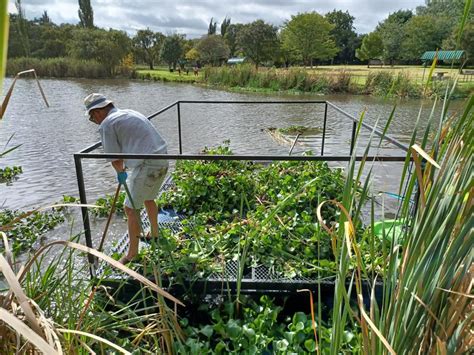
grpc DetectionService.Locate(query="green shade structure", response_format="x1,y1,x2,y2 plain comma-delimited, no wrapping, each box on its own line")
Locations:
227,57,247,65
420,50,466,62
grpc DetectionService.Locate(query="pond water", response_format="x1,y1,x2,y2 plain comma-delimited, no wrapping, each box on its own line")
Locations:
0,78,461,254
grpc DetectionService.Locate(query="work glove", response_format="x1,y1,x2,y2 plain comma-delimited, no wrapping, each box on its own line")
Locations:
117,171,128,184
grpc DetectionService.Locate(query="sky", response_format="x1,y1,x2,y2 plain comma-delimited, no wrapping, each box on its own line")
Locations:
9,0,427,37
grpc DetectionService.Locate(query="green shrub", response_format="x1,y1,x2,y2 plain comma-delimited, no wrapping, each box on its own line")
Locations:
6,57,111,78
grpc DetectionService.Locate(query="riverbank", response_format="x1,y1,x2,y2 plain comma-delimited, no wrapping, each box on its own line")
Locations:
135,64,473,99
6,57,472,98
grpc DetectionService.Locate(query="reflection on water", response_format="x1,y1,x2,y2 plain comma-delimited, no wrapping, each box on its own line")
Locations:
0,78,460,250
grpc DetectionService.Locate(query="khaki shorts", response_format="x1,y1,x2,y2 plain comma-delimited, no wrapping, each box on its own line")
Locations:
124,161,168,209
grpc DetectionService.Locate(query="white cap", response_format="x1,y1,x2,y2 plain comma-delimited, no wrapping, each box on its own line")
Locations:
84,93,113,116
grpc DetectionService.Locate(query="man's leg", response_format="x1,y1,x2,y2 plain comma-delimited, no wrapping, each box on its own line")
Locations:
120,205,141,263
144,200,159,238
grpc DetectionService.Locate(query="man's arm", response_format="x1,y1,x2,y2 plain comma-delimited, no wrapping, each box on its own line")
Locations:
111,159,125,172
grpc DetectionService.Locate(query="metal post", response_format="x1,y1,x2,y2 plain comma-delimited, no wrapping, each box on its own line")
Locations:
74,154,96,277
321,102,328,156
289,133,301,156
177,102,183,154
349,121,357,155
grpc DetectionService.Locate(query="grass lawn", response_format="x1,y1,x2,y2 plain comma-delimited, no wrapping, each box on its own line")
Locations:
135,67,202,83
134,64,473,96
303,64,472,85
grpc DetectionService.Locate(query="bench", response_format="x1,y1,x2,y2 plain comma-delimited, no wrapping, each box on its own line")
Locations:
368,59,383,68
432,71,448,80
461,69,474,81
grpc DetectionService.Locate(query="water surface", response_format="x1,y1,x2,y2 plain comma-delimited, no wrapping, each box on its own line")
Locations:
0,78,459,252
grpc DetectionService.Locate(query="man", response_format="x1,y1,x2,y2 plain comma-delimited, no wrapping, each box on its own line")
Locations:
84,93,168,264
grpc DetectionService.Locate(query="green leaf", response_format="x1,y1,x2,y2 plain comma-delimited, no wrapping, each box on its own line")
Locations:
284,331,295,343
292,312,307,325
214,341,227,353
227,321,242,340
243,325,255,339
304,339,316,352
275,339,289,352
200,324,214,338
294,321,305,331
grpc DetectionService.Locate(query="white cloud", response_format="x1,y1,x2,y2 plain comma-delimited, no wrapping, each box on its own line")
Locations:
9,0,426,37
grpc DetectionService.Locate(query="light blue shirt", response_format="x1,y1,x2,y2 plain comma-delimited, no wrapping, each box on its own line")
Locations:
99,108,167,168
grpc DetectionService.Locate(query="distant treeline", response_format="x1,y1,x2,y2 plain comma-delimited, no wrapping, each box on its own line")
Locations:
7,0,473,78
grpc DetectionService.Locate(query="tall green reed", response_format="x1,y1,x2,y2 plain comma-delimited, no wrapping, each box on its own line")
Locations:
0,1,8,91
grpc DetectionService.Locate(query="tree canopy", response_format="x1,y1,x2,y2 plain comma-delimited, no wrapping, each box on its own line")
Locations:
281,12,338,66
325,10,358,64
237,20,278,68
401,15,453,61
355,32,383,62
196,35,230,65
78,0,94,28
132,29,164,70
160,34,184,70
376,10,413,64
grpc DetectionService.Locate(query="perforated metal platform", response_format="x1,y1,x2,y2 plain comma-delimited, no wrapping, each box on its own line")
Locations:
98,175,365,294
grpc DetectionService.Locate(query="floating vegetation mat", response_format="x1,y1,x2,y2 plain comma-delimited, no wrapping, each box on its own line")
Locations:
264,126,323,148
100,143,387,296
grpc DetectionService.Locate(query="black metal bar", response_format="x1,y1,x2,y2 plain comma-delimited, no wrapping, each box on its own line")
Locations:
79,141,102,154
350,121,357,155
80,102,179,153
321,102,328,156
81,100,408,155
147,101,178,120
326,101,409,152
74,154,96,277
74,152,408,162
177,102,182,154
178,100,326,104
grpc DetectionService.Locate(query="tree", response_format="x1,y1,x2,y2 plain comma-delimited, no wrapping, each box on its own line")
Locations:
78,0,94,28
185,48,200,62
221,17,231,37
278,29,299,67
15,0,30,57
416,0,467,22
281,12,338,67
208,17,217,35
224,23,243,57
325,10,358,64
196,35,230,66
355,32,383,64
443,21,474,64
401,15,452,61
132,29,164,69
237,20,278,68
69,28,130,74
376,10,413,64
30,22,69,58
39,10,51,25
160,34,184,70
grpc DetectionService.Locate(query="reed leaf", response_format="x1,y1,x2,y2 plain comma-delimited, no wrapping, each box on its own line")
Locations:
0,255,44,337
57,329,131,354
17,240,184,306
0,1,7,92
0,308,58,354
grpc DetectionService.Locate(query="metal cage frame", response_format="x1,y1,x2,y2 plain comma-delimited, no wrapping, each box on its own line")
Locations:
74,100,410,282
